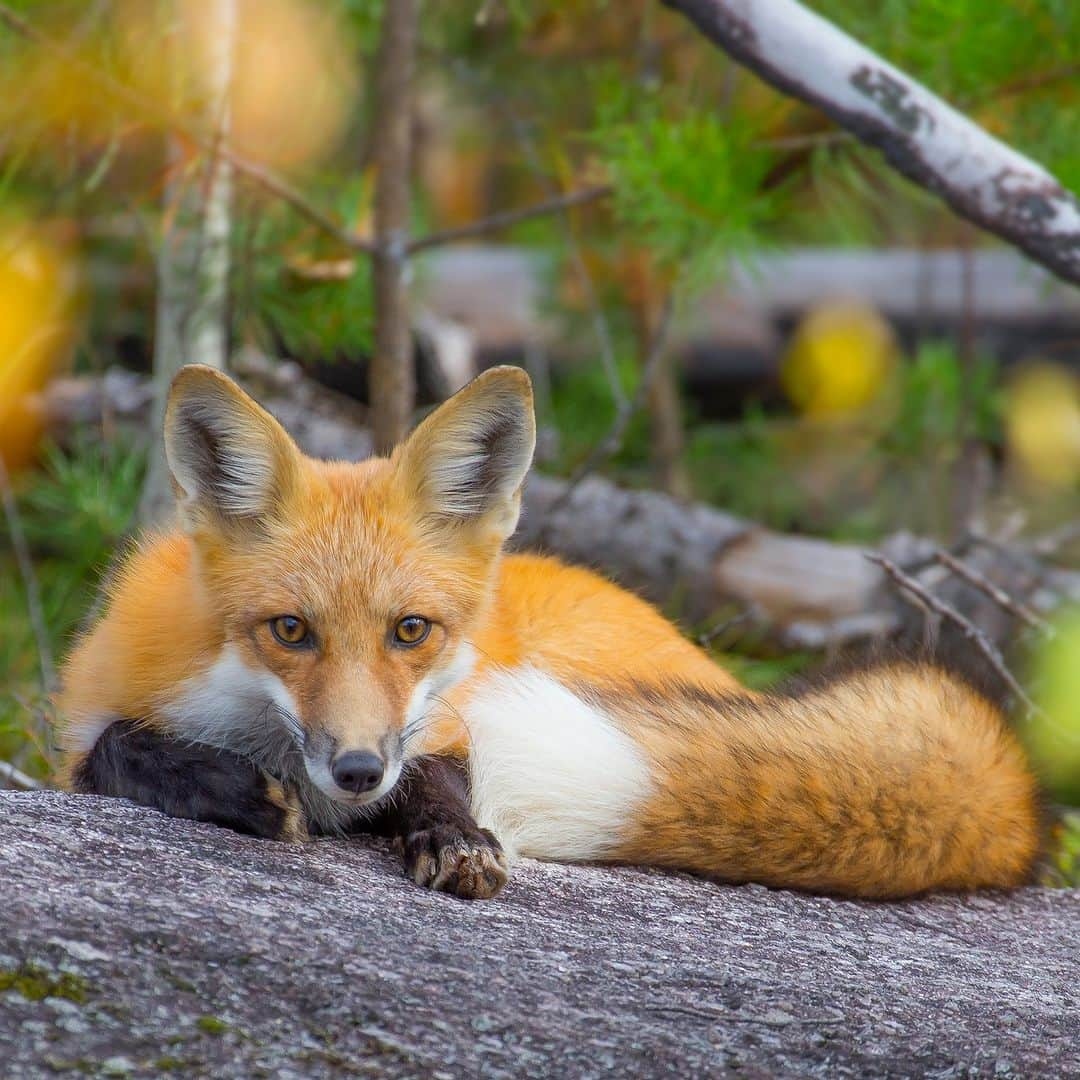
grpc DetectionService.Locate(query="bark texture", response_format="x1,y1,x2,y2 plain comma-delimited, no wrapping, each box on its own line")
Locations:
0,791,1077,1078
370,0,420,453
662,0,1080,287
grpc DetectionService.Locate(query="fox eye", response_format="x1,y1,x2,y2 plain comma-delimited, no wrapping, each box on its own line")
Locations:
394,616,431,646
270,615,309,647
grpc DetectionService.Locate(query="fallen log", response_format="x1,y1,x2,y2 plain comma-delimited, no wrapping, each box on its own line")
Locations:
36,361,1080,651
1,791,1077,1077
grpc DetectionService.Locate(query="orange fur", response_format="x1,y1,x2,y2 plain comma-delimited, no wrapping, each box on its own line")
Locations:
57,366,1042,897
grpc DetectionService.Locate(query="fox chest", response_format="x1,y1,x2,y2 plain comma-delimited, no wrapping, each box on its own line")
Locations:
451,667,653,862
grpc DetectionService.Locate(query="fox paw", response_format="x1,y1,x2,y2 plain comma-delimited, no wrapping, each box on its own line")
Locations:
264,776,309,843
403,825,508,900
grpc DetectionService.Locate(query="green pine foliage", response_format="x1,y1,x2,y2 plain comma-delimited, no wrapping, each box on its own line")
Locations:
591,85,781,280
0,435,145,779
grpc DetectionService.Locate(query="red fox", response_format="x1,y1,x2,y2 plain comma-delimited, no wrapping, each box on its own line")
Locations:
57,364,1043,900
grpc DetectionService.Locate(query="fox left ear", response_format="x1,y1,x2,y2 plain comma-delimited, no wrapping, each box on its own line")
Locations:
395,366,536,541
164,364,302,533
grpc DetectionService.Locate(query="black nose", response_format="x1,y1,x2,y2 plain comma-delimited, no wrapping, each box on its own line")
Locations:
331,751,385,795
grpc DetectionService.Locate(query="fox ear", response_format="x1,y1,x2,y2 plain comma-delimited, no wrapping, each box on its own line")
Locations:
164,364,301,532
395,366,535,540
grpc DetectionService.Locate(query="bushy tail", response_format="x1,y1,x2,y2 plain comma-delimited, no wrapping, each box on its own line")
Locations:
615,658,1044,898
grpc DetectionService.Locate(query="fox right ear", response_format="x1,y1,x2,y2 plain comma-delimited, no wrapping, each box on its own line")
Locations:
395,365,536,542
164,365,301,533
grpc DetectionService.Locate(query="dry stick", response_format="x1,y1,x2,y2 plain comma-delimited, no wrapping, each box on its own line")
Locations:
0,455,57,695
865,553,1041,717
0,757,42,791
0,3,606,261
508,114,627,416
662,0,1080,287
1028,520,1080,560
464,70,626,416
407,185,613,254
933,548,1053,637
697,610,752,648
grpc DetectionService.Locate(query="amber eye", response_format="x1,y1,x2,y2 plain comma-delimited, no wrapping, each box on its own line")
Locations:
394,616,431,646
270,615,309,647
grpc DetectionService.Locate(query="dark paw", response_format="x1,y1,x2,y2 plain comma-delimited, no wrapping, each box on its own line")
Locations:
75,720,309,842
402,824,508,899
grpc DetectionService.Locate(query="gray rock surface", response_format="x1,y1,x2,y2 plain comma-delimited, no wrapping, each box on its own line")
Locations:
1,791,1077,1078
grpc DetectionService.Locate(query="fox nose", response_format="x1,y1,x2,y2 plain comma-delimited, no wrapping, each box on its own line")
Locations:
331,751,385,795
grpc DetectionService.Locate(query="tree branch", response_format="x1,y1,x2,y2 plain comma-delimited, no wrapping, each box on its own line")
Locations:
934,548,1052,637
662,0,1080,286
0,758,42,791
545,290,677,521
407,185,613,254
369,0,420,453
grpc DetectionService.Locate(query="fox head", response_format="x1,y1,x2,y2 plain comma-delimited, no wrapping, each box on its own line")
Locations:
163,363,535,806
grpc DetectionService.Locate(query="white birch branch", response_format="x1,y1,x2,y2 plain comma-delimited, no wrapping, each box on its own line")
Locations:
662,0,1080,286
138,0,236,525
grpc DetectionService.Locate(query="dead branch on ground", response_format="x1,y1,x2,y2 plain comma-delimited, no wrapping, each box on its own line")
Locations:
0,758,41,791
866,552,1041,716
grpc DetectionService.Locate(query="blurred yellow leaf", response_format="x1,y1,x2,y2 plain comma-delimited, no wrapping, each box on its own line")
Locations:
1005,363,1080,488
0,220,81,472
0,0,358,171
780,301,896,418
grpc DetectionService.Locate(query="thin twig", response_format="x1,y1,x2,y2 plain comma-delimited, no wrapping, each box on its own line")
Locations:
1028,520,1080,559
0,454,57,694
697,610,752,648
546,291,677,519
758,129,852,152
0,758,42,791
933,548,1053,637
407,184,612,254
865,552,1042,717
498,98,627,414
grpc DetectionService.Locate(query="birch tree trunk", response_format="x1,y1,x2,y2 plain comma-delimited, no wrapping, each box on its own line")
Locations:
370,0,420,454
138,0,236,525
662,0,1080,287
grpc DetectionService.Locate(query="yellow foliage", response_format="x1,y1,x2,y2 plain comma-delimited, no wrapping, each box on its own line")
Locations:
0,0,358,171
780,302,896,418
0,221,82,472
1004,363,1080,488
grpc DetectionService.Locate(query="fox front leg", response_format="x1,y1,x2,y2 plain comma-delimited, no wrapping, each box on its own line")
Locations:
69,720,306,842
362,755,508,900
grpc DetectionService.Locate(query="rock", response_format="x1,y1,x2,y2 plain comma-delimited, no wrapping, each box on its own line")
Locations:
1,792,1078,1077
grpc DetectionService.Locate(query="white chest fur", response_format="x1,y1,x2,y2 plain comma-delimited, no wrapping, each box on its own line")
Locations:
462,667,653,862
